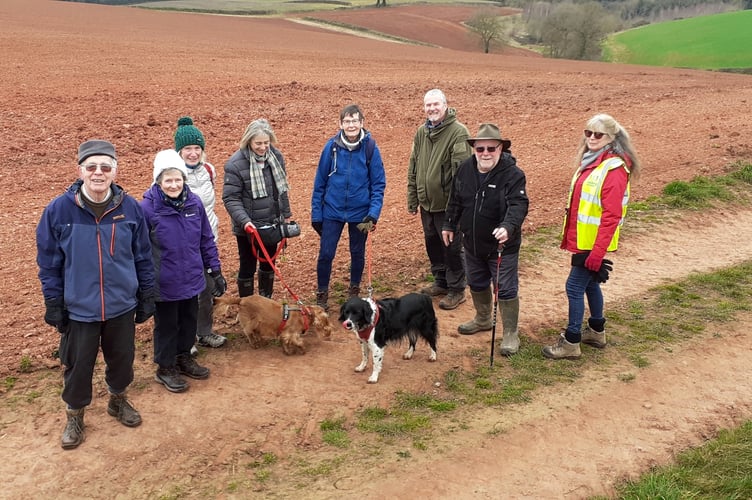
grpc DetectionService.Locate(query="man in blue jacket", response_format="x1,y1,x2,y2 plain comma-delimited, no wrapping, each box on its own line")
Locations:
311,104,386,311
36,140,156,450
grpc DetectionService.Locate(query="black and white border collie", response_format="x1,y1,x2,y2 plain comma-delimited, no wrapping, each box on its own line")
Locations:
339,293,438,383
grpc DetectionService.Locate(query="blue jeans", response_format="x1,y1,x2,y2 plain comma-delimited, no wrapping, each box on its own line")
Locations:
565,264,604,343
316,219,367,290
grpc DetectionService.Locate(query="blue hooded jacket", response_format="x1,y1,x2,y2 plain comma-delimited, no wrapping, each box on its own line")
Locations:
311,131,386,223
36,180,155,322
140,184,221,302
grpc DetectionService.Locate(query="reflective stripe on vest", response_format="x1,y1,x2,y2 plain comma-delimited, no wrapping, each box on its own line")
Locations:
566,157,630,252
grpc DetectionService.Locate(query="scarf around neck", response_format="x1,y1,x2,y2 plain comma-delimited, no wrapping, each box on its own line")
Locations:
158,185,188,210
249,148,289,200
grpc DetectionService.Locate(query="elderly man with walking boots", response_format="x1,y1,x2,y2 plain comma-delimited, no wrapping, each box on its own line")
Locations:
443,124,529,355
37,140,156,449
408,88,473,310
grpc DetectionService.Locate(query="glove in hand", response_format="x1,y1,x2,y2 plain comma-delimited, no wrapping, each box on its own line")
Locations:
312,221,323,236
356,215,377,234
584,253,603,272
594,259,613,283
210,270,227,297
44,297,68,334
135,288,156,324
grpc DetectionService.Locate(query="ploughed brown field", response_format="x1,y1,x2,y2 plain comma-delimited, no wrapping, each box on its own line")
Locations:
2,1,752,498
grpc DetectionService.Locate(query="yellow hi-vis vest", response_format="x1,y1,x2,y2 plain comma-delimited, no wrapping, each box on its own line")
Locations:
565,157,630,252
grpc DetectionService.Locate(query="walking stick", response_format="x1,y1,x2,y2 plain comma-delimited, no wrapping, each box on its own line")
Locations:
490,246,503,368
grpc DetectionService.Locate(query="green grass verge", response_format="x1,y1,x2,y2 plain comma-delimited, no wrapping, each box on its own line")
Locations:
604,10,752,70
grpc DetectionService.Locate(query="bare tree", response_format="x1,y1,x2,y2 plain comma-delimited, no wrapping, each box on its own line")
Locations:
466,9,506,54
541,2,617,60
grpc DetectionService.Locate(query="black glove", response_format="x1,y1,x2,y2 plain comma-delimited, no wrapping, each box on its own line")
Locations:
312,221,323,236
209,270,227,297
356,215,377,234
44,297,68,334
135,288,156,324
594,259,613,284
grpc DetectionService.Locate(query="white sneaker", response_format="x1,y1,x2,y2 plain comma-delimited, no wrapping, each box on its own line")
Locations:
190,345,199,357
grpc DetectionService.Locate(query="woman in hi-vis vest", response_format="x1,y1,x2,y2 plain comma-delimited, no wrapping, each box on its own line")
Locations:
543,114,642,360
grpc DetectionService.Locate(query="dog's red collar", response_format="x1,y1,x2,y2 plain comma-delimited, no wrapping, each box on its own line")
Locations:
357,303,380,340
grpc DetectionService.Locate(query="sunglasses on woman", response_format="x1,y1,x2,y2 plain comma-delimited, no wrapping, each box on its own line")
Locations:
584,130,606,139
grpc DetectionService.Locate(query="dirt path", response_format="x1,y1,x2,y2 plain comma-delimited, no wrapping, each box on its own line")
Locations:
5,207,752,498
3,1,752,498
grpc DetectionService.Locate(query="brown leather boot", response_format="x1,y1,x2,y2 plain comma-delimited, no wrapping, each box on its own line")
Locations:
542,333,582,360
439,290,466,310
61,408,85,450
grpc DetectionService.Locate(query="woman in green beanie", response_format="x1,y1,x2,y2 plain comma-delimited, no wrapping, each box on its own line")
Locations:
174,116,227,351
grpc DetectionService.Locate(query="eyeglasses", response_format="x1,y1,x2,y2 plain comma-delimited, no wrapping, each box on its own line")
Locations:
341,119,362,126
474,146,498,153
82,163,115,173
584,130,606,139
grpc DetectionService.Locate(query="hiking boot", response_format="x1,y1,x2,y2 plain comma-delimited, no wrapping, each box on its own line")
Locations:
348,284,360,298
155,367,189,393
420,284,448,297
177,354,210,380
61,408,85,450
316,289,329,311
107,392,142,427
196,332,226,348
581,325,606,348
542,333,582,360
439,290,466,310
582,318,607,348
457,288,492,335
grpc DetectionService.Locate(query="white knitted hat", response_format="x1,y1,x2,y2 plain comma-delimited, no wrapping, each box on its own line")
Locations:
152,149,188,185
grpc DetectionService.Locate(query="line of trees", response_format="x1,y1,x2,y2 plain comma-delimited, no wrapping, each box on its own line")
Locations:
468,0,744,60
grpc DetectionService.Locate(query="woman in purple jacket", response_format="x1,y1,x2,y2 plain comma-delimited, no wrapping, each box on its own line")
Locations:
141,149,227,393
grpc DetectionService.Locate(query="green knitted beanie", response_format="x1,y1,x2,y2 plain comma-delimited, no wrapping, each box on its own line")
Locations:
174,116,205,151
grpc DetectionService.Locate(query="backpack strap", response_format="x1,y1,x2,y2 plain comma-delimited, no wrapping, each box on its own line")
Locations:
203,162,215,184
330,138,375,174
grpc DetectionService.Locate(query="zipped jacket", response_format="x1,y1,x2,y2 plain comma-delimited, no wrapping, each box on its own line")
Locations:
185,161,219,242
444,152,529,258
36,180,155,322
407,108,472,213
222,146,292,236
311,131,385,223
561,149,631,259
141,185,220,302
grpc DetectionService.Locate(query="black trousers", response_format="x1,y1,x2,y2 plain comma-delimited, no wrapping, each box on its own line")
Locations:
235,234,276,279
153,297,198,368
420,208,466,291
59,309,136,409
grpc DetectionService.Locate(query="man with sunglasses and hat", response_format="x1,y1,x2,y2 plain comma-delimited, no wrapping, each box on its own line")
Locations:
442,124,529,356
36,139,156,449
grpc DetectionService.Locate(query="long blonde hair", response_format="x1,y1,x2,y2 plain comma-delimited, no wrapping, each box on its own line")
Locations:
575,113,641,181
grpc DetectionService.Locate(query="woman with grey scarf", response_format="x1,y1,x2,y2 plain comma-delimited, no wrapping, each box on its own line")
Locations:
543,113,641,360
222,119,293,299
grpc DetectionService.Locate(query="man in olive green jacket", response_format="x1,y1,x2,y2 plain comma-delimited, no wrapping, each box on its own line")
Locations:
407,89,472,310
